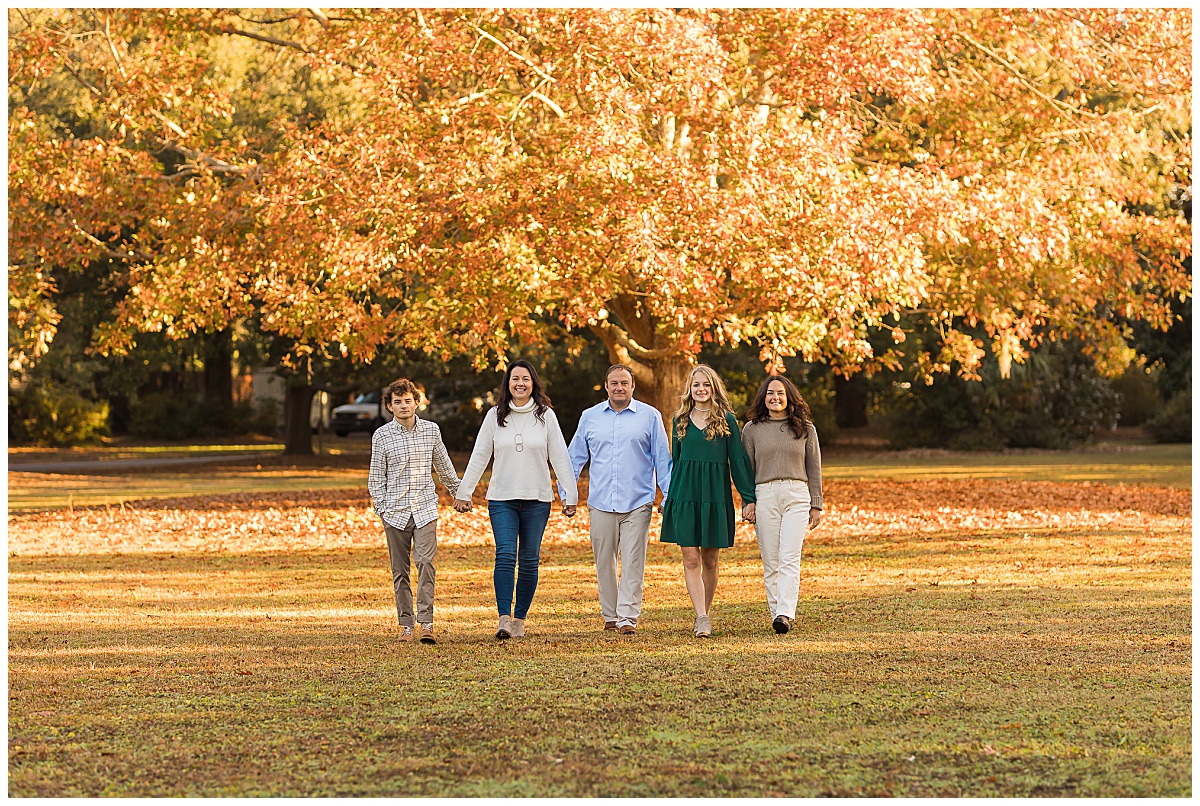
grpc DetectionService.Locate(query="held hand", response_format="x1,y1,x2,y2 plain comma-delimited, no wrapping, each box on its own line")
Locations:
563,504,577,518
742,503,756,523
452,498,472,513
809,508,822,529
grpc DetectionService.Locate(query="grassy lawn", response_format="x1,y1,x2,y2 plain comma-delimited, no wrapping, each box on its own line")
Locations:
7,469,366,512
7,453,370,512
8,441,287,463
825,444,1192,489
7,473,1191,796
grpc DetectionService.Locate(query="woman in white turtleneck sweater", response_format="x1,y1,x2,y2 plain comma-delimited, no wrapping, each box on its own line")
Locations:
454,360,579,640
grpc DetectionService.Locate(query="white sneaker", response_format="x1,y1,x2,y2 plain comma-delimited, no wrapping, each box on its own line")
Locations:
510,617,526,638
496,614,512,640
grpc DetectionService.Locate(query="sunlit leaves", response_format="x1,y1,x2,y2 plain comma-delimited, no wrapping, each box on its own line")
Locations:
7,479,1189,557
7,8,1190,386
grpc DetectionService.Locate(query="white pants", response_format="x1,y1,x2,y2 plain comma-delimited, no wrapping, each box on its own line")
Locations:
754,479,811,620
588,503,653,627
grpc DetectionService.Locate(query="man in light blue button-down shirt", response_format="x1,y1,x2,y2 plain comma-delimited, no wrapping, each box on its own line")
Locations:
561,365,673,634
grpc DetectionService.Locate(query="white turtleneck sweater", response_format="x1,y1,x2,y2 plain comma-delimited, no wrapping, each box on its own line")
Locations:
457,400,579,505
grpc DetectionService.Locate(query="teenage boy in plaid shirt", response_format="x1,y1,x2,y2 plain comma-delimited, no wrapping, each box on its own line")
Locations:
368,378,461,645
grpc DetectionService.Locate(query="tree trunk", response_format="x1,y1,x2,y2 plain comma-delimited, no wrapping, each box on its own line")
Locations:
590,311,696,426
283,382,315,455
203,328,234,412
634,354,693,426
834,373,870,428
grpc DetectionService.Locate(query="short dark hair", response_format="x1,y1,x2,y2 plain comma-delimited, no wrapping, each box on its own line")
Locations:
384,378,423,407
605,364,635,382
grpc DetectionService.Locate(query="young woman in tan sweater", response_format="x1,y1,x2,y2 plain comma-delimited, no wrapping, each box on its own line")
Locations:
740,375,824,634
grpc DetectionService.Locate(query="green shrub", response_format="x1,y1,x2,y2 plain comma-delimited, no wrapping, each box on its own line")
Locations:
128,393,276,440
8,383,110,446
797,374,840,445
1144,392,1191,443
1112,363,1162,426
432,400,490,453
880,342,1120,450
128,393,197,441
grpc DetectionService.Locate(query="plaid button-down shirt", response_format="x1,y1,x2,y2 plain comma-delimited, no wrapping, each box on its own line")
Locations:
368,416,460,530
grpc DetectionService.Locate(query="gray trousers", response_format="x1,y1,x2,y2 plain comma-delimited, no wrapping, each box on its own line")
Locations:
588,503,653,627
384,516,437,626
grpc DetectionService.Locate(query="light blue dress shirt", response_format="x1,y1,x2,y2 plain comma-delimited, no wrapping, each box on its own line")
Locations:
562,398,673,513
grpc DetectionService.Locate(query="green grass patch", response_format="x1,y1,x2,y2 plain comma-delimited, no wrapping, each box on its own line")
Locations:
9,443,286,461
825,444,1191,489
8,471,365,512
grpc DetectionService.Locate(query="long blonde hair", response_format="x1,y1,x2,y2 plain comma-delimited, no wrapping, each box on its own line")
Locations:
673,364,734,443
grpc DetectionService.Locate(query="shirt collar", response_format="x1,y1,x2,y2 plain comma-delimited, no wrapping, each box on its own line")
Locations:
603,398,639,414
394,415,423,434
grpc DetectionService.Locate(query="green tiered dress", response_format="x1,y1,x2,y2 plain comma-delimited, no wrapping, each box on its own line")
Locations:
660,412,757,548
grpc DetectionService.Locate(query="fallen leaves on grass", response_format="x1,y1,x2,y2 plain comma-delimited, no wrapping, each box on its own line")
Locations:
828,479,1190,539
7,480,1190,558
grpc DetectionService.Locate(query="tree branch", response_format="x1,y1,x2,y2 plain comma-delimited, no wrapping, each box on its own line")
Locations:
70,218,154,263
233,10,294,25
217,23,314,53
529,90,565,119
101,13,128,80
149,108,188,138
62,58,103,96
157,140,254,176
957,31,1097,123
589,323,649,375
592,319,676,360
458,16,558,84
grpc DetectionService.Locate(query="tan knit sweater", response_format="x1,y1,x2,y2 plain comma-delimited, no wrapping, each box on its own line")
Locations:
740,419,824,509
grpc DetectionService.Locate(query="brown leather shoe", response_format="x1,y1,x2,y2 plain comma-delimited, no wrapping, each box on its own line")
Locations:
619,624,637,635
604,621,618,631
399,625,415,643
419,623,436,644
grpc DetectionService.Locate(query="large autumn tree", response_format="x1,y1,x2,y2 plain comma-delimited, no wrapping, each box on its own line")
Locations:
10,9,1191,425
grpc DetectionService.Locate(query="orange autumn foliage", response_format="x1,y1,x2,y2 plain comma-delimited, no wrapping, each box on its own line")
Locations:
8,9,1190,406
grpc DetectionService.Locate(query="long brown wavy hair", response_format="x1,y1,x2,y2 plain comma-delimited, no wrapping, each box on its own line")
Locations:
495,360,551,427
672,364,734,443
747,375,813,439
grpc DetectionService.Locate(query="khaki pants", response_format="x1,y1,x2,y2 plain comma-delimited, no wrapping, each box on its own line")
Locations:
384,516,438,626
754,480,811,620
588,503,653,627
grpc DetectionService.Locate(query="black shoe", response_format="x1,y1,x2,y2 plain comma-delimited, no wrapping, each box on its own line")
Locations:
772,616,790,634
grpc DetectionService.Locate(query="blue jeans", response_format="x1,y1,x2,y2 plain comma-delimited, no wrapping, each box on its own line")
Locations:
488,499,551,619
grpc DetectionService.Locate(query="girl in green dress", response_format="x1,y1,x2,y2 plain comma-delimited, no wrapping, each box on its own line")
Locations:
660,364,757,637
